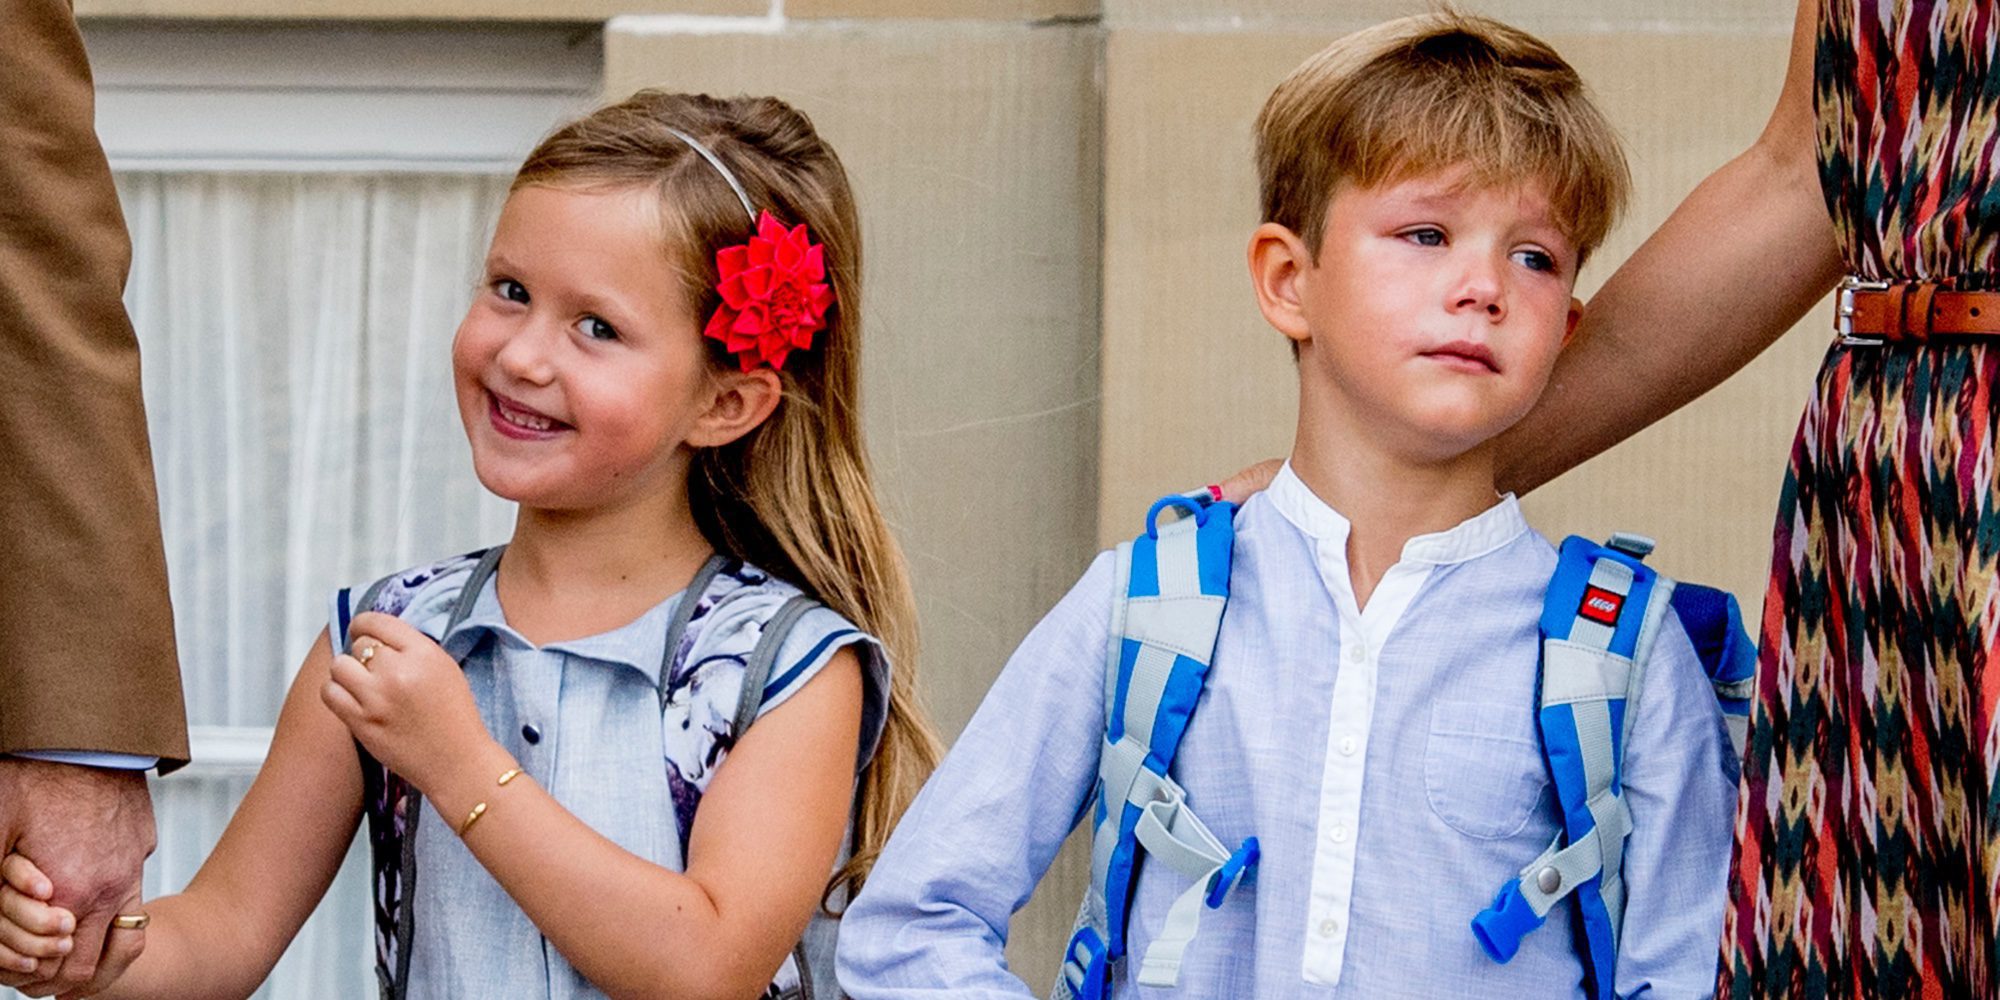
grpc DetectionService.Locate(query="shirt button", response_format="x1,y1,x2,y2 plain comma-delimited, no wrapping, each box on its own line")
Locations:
1345,644,1366,664
521,724,542,745
1339,736,1358,756
1318,918,1338,938
1330,824,1349,844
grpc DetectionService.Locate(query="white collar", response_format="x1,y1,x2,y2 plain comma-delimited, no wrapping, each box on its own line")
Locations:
1264,461,1528,567
440,573,680,686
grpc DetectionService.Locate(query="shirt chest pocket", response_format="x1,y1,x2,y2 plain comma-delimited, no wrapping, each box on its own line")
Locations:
1423,698,1551,840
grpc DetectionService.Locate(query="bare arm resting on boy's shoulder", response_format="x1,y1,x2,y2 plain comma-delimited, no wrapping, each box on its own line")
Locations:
1610,615,1741,998
837,554,1116,999
1495,0,1839,494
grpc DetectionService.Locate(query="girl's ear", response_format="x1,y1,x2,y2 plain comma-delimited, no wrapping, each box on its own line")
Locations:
1562,296,1584,346
1248,221,1314,346
687,365,784,448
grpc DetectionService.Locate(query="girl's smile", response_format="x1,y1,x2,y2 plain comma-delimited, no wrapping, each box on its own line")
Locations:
487,390,571,439
452,183,715,513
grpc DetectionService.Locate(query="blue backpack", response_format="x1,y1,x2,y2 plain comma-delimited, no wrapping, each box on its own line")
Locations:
1052,490,1754,1000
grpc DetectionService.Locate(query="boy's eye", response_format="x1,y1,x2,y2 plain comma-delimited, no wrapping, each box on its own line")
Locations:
578,316,620,341
1512,248,1558,273
1403,227,1445,247
494,279,529,304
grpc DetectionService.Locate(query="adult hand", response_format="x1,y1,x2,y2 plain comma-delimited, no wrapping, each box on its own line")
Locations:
0,758,153,996
1215,458,1283,505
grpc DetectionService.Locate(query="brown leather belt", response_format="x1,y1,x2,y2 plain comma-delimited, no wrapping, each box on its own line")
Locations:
1838,277,2000,344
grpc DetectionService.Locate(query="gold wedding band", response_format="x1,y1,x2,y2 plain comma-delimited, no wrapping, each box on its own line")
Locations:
356,643,377,665
111,914,150,931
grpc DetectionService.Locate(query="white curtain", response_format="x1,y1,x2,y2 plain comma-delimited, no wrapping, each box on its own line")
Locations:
35,171,517,999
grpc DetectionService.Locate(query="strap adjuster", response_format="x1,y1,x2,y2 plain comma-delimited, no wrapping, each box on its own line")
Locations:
1203,837,1259,909
1606,532,1654,559
1060,927,1110,1000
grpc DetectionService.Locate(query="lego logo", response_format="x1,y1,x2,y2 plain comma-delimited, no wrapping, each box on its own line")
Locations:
1579,586,1623,625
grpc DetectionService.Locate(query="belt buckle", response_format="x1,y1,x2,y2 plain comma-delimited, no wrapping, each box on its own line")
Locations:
1837,276,1893,346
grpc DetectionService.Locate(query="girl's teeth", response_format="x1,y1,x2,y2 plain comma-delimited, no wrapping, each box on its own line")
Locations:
501,403,554,430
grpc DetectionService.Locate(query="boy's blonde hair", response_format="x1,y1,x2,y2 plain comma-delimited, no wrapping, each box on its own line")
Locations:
514,91,941,905
1257,11,1630,264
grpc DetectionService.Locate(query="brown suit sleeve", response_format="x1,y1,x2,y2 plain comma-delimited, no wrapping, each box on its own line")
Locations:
0,0,189,771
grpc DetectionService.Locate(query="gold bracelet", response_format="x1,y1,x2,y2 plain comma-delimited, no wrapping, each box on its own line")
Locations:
458,767,522,837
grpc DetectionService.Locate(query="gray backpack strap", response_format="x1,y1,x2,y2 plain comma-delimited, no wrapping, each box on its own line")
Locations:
654,555,731,707
345,579,393,653
739,592,826,999
730,594,820,743
346,542,501,655
347,575,398,1000
652,566,823,998
445,545,506,635
383,544,506,1000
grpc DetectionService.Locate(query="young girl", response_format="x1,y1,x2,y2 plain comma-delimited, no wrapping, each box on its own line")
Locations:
0,90,939,1000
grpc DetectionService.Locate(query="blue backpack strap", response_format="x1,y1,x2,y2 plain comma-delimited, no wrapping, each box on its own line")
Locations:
1055,490,1257,1000
1473,533,1672,1000
1472,533,1758,998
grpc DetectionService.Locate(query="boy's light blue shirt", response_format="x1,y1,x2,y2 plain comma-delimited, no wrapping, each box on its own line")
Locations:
839,465,1737,999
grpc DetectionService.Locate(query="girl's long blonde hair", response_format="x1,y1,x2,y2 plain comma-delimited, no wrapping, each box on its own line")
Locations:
514,90,941,902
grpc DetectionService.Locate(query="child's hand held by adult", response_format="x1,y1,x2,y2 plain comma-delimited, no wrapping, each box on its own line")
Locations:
0,853,76,977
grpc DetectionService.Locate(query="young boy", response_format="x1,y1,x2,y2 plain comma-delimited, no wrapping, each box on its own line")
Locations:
837,12,1736,999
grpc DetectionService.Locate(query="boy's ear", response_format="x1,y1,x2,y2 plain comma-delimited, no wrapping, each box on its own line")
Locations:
1248,222,1314,346
687,365,784,449
1562,296,1584,346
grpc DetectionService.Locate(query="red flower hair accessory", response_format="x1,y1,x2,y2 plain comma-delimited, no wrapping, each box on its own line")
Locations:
703,210,834,372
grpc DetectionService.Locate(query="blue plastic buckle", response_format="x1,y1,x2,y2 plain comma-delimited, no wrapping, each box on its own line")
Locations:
1470,877,1545,963
1061,926,1110,1000
1204,837,1259,909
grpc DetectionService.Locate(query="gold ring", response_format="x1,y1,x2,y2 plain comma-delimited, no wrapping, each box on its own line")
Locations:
356,643,377,665
111,914,150,931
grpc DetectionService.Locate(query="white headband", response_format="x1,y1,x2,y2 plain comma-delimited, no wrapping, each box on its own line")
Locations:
664,127,756,223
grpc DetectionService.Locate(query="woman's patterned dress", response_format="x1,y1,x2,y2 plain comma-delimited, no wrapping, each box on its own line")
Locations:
1719,1,2000,997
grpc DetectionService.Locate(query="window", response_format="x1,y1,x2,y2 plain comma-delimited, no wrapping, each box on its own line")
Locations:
24,22,599,997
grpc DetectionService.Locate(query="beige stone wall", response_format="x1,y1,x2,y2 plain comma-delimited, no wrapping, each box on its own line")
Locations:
75,0,1095,19
75,0,761,19
81,0,1822,989
1105,0,1781,30
786,0,1096,17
